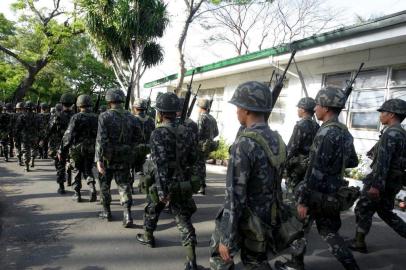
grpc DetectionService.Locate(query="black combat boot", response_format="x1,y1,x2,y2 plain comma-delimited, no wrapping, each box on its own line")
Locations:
89,182,97,202
349,231,368,253
72,191,82,203
275,255,305,270
122,206,133,228
198,186,206,195
57,183,66,194
24,163,30,172
184,245,198,270
18,158,23,166
30,158,35,167
136,231,155,248
99,205,112,221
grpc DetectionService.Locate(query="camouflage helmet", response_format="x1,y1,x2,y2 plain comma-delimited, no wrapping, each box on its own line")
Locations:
16,102,24,109
197,98,210,110
155,92,179,112
105,89,125,103
60,93,75,105
229,81,272,112
55,103,63,112
24,100,34,109
76,94,92,107
132,98,148,109
297,97,316,111
40,102,49,110
377,98,406,115
5,103,13,111
315,87,346,109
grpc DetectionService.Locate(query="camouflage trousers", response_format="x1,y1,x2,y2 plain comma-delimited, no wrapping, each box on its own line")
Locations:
21,141,38,165
99,168,132,207
38,138,49,159
143,195,197,247
355,185,406,238
310,209,358,269
55,157,71,184
70,155,95,192
209,209,272,270
15,139,22,162
0,137,9,159
9,136,14,157
194,150,207,187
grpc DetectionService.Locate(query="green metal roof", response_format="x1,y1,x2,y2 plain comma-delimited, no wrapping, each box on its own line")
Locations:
144,10,406,88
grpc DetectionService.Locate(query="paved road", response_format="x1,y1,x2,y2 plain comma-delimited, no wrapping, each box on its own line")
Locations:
0,158,405,270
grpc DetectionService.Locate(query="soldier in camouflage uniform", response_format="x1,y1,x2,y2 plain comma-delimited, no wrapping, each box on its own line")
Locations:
60,95,98,203
14,102,25,165
350,99,406,253
295,87,360,270
209,81,286,270
95,89,140,227
48,95,75,194
5,103,15,158
136,92,198,270
38,103,51,159
15,101,40,171
0,103,11,162
130,98,155,192
196,98,219,195
177,97,198,144
285,98,319,194
48,103,62,159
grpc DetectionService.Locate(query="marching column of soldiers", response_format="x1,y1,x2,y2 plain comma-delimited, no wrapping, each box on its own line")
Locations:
0,81,406,270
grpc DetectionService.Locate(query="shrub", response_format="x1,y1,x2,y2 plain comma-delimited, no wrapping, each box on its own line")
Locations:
209,137,230,161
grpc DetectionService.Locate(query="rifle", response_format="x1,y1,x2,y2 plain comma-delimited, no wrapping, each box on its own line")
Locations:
268,70,275,88
207,93,215,113
344,63,364,100
267,50,296,120
145,88,153,114
94,91,102,113
180,70,196,123
293,57,309,98
187,84,201,118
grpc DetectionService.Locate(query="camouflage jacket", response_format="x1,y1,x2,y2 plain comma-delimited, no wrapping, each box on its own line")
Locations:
38,112,51,137
219,123,285,247
197,112,219,142
48,110,75,141
176,117,199,145
296,116,358,205
95,107,141,166
134,112,155,144
15,112,40,143
0,112,11,139
60,110,98,156
364,124,406,191
150,120,197,198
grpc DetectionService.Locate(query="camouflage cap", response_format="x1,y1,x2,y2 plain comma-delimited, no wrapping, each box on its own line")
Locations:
16,102,24,109
229,81,272,112
105,89,125,103
76,94,92,107
155,92,179,112
132,98,148,109
24,100,34,109
197,98,210,110
377,98,406,115
55,103,63,112
297,97,316,111
315,87,346,109
40,102,49,110
60,93,76,105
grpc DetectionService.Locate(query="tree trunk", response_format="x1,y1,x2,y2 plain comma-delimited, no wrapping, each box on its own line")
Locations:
13,60,47,103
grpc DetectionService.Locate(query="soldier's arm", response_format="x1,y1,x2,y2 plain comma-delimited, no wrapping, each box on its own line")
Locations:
150,130,170,199
60,115,77,155
219,137,252,247
346,140,359,168
95,115,106,162
370,130,395,190
286,123,301,160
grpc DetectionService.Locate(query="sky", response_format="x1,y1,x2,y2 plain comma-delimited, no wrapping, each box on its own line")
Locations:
2,0,406,96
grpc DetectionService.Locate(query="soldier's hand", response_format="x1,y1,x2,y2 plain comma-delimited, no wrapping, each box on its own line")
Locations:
400,201,406,209
297,204,308,220
97,161,106,175
218,243,232,262
160,195,170,204
367,187,380,200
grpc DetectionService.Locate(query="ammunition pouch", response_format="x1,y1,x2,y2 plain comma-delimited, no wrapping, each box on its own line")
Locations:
337,186,360,211
200,139,219,155
148,184,159,204
169,180,193,201
139,174,153,194
309,186,359,215
241,209,268,253
69,141,95,161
